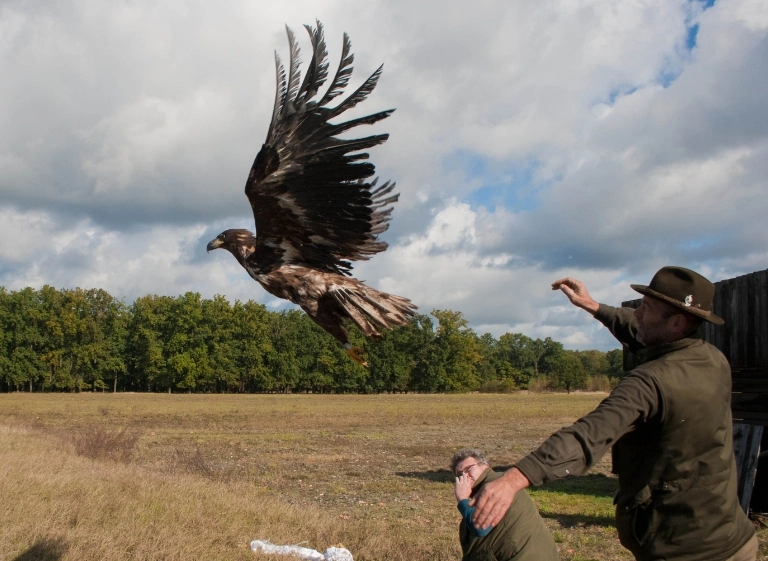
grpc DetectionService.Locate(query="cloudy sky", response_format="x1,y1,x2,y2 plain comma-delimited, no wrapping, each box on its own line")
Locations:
1,0,766,350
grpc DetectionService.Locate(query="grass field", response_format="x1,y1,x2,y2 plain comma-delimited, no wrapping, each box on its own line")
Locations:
0,393,764,560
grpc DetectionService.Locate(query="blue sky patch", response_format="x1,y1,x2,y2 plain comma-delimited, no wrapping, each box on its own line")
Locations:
677,234,722,251
448,151,544,213
606,84,640,106
656,0,712,90
657,67,682,88
686,23,700,51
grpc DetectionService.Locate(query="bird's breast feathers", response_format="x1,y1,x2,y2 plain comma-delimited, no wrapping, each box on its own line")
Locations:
247,264,343,301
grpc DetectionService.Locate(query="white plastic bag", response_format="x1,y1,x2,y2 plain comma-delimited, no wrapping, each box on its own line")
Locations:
250,539,353,561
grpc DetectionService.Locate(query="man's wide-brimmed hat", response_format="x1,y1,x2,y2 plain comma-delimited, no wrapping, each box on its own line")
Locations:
631,266,724,325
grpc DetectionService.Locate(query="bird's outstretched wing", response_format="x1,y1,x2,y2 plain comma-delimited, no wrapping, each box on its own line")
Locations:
245,21,398,276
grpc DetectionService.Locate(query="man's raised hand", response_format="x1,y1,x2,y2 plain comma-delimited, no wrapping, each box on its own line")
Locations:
551,277,600,315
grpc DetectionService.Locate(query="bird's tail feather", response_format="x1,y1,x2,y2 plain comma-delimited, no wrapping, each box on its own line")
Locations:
333,284,416,338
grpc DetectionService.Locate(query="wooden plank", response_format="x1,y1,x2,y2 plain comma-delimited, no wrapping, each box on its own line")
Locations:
707,276,722,351
757,271,768,365
732,412,768,424
732,379,768,393
732,275,745,367
743,274,753,366
749,273,758,366
732,367,768,374
721,276,734,360
752,271,761,364
732,368,768,393
731,392,768,412
732,423,763,513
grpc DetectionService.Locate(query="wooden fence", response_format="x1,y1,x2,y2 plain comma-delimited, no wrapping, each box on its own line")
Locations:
622,268,767,513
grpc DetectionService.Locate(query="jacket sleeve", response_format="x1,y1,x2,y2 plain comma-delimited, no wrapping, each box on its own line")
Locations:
514,372,661,485
594,304,645,354
457,499,493,537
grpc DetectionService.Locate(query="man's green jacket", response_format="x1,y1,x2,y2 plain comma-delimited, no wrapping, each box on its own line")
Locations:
459,468,559,561
515,304,755,561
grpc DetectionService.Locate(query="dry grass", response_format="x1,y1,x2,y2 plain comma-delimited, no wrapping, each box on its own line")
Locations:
0,393,764,561
69,426,142,463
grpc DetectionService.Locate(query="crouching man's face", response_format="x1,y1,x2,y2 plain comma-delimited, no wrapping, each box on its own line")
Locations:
454,457,487,485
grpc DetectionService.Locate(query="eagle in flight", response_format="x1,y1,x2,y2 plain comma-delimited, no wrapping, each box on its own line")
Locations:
207,21,416,365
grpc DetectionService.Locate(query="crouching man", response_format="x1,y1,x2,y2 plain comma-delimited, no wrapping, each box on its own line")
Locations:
452,448,559,561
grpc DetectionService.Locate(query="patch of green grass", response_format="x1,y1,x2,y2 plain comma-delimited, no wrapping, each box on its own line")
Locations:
530,473,617,529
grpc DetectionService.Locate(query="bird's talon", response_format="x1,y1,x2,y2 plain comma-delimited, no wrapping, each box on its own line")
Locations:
346,346,368,367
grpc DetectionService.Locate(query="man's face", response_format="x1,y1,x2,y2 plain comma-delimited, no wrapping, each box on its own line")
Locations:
634,296,678,346
454,457,487,484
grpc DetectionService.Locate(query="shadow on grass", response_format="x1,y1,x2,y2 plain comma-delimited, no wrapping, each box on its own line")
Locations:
396,468,454,483
12,536,67,561
531,473,618,528
395,465,534,483
396,468,618,498
535,473,619,499
541,511,616,528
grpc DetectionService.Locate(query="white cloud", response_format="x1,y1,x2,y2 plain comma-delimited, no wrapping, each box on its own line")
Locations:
1,0,767,349
0,206,275,307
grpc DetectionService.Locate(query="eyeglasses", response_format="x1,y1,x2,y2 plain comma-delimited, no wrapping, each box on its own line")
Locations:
455,462,482,477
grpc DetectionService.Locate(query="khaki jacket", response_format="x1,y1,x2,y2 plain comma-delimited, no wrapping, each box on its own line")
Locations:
459,469,559,561
515,305,755,561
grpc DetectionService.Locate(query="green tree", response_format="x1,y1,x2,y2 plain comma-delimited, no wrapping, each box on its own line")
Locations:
166,292,210,393
66,288,128,392
430,310,481,392
332,324,369,393
230,300,273,392
404,314,440,393
36,285,67,390
606,348,625,378
266,310,304,393
0,288,47,391
496,332,536,388
201,295,237,392
531,337,564,376
101,297,129,392
474,333,500,384
576,349,610,377
367,315,429,393
546,350,588,393
127,294,174,391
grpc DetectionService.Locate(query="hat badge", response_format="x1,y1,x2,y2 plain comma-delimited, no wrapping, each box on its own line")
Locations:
684,295,693,307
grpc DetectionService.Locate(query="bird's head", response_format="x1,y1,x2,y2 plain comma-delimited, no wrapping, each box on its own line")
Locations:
207,229,256,254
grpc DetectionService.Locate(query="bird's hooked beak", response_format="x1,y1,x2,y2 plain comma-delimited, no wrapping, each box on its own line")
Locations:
207,237,224,253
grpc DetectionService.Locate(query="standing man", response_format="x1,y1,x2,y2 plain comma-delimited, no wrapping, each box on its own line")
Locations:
472,266,757,561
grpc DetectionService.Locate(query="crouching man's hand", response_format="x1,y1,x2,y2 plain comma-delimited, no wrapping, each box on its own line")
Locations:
455,474,473,502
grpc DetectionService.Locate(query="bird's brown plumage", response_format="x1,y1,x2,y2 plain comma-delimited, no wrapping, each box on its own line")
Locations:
207,21,416,362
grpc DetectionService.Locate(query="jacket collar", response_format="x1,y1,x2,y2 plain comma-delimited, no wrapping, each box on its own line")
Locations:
636,336,702,364
470,467,493,497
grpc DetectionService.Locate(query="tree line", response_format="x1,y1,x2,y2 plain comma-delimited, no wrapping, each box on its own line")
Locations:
0,286,624,394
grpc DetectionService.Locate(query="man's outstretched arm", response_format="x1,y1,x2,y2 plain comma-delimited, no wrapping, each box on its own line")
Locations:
472,371,660,530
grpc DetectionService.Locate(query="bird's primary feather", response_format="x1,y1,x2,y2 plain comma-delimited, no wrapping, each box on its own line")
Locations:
208,20,416,358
